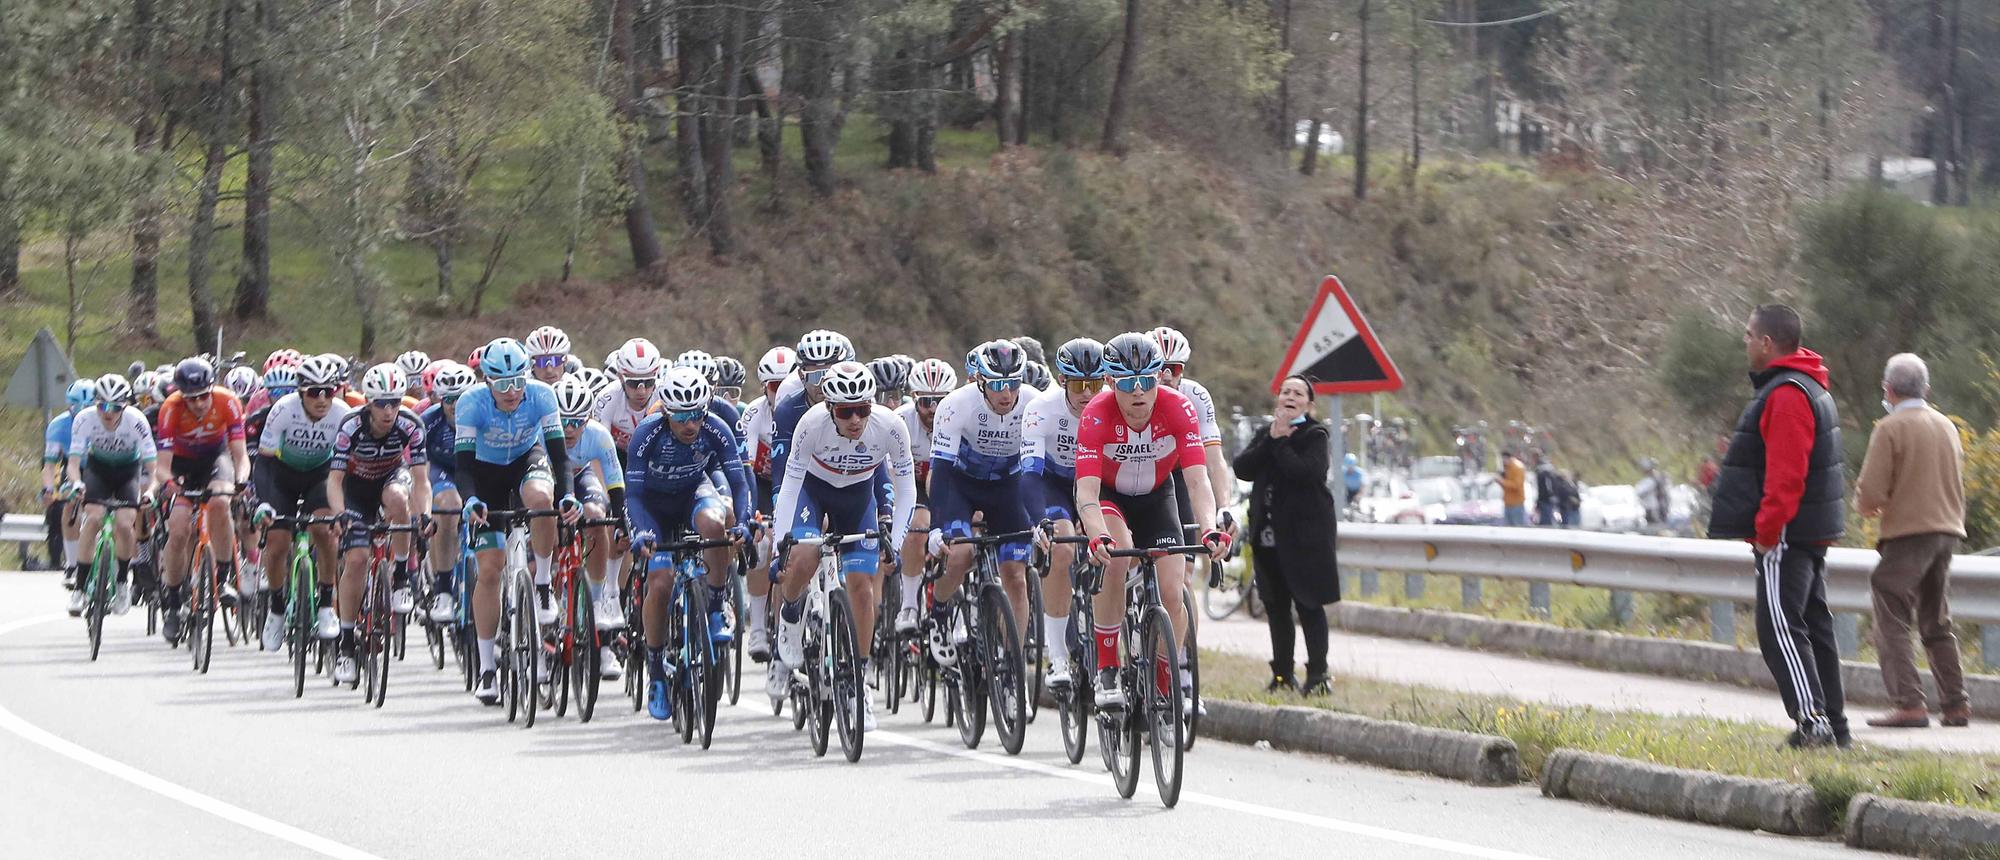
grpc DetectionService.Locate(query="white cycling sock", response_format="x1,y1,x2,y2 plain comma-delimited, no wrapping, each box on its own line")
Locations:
900,575,922,612
588,578,606,602
533,553,552,585
746,593,769,631
1043,614,1069,663
477,638,496,673
63,539,79,568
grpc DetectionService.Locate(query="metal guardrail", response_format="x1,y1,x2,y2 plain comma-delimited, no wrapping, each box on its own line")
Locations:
1,512,48,569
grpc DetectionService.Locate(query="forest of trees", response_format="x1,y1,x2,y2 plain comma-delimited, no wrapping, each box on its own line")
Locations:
0,0,1995,355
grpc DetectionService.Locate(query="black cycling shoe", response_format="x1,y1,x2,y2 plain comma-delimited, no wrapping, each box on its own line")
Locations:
161,608,183,645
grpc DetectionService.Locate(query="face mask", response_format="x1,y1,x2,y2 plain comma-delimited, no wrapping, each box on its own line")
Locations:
1882,399,1894,415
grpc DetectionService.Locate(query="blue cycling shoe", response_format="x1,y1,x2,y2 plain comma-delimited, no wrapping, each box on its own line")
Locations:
647,678,673,721
708,609,733,644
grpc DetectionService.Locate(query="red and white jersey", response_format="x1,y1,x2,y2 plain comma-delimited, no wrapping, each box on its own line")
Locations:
592,387,657,452
1074,387,1205,496
743,395,776,477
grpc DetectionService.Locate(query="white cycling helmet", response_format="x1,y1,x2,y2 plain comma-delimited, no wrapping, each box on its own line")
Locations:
94,373,134,405
359,364,407,402
676,349,717,383
611,337,666,379
315,353,349,383
758,346,798,382
553,376,595,420
225,366,259,399
432,362,478,398
1150,326,1191,364
574,367,612,399
297,355,344,388
524,325,571,357
395,350,431,377
820,361,875,405
796,330,854,366
657,367,712,413
909,358,957,395
563,354,583,375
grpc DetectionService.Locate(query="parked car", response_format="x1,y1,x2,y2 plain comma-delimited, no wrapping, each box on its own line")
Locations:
1412,456,1462,480
1579,484,1646,532
1441,477,1509,525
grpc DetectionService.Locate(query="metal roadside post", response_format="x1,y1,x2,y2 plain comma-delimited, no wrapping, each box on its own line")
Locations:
5,329,80,572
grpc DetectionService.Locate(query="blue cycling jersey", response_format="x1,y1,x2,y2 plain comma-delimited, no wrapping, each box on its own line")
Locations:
626,411,749,527
567,420,625,490
44,410,76,465
452,380,562,465
421,403,457,479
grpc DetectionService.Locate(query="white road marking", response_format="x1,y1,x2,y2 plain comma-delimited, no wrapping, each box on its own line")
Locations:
0,613,386,860
731,700,1552,860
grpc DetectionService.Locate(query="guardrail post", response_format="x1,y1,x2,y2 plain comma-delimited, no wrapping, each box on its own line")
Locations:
1709,600,1736,644
1403,572,1426,600
1609,590,1634,627
1528,582,1551,618
1461,576,1481,609
1981,625,1998,673
1834,613,1861,658
1359,570,1379,597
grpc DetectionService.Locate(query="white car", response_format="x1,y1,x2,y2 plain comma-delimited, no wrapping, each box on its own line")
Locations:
1294,120,1345,154
1580,485,1646,532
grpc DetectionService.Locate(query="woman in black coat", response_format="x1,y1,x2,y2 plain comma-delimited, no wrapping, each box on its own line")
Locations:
1232,374,1342,694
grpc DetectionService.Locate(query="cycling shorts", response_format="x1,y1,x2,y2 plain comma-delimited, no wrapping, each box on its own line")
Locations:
784,474,879,576
934,471,1031,563
339,470,412,552
170,453,236,500
266,465,332,518
1170,470,1197,544
82,461,144,506
463,448,553,537
1102,482,1181,551
1036,471,1077,524
575,470,609,509
633,481,726,541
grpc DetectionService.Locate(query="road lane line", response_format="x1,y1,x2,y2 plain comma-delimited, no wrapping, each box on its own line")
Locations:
0,613,386,860
731,701,1551,860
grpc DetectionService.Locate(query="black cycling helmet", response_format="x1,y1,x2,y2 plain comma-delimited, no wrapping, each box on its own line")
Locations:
1055,337,1106,379
867,356,910,394
713,355,747,390
173,356,216,392
1102,332,1164,378
1023,361,1052,391
1012,335,1045,367
971,339,1026,381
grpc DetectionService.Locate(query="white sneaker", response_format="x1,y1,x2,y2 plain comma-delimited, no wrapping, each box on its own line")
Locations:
599,647,623,680
262,611,286,651
67,590,87,617
593,599,626,631
894,606,919,634
314,607,339,640
777,616,805,667
391,587,415,614
766,661,788,700
746,623,771,662
534,586,557,626
861,695,878,732
426,592,457,624
111,586,132,616
333,651,358,684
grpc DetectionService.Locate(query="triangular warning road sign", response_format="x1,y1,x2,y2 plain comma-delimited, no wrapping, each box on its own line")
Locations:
1271,275,1402,395
4,328,79,413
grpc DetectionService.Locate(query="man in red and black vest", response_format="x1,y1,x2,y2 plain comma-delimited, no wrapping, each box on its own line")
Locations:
1706,304,1850,749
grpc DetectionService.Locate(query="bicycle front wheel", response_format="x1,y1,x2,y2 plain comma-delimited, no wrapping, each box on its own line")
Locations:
1142,607,1185,808
979,584,1027,756
191,546,215,673
86,550,111,662
290,556,313,698
572,577,599,723
828,589,864,763
1025,566,1045,723
370,563,393,708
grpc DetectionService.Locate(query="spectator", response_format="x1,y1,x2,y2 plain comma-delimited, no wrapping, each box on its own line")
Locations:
1855,353,1972,729
1341,453,1365,506
1233,374,1342,696
1533,451,1558,526
1636,459,1671,527
1500,449,1528,526
1556,470,1582,527
1706,304,1849,749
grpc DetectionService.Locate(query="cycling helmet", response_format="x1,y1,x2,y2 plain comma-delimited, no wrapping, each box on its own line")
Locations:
657,367,712,413
481,337,530,379
611,337,665,379
65,379,96,410
563,354,582,375
395,350,430,377
676,349,718,383
466,345,486,373
314,353,349,383
909,358,957,395
867,357,910,394
225,366,259,399
263,348,302,372
94,373,133,405
126,360,146,379
263,366,298,392
130,371,158,404
1149,326,1191,364
757,346,798,382
963,347,981,381
296,354,344,388
432,362,478,398
796,330,854,365
1023,361,1052,392
819,361,875,405
358,364,406,402
524,325,571,357
602,350,619,374
174,357,216,392
148,372,174,402
1012,335,1045,366
1103,332,1165,378
1055,337,1107,379
713,356,746,390
971,339,1026,381
574,367,613,399
553,376,595,420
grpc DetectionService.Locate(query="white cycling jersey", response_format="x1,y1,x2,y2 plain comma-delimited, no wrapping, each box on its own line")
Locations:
592,387,657,452
894,401,932,464
771,404,917,548
258,393,353,471
774,370,804,406
1020,385,1080,473
69,408,158,467
1177,377,1223,445
742,395,775,476
928,383,1029,481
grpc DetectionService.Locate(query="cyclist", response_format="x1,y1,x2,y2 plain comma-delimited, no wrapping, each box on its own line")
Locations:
323,364,431,685
454,337,578,705
770,361,916,731
713,356,747,411
66,374,158,617
1153,327,1236,530
419,361,478,623
743,345,799,514
594,337,666,459
553,375,629,675
889,358,956,633
756,329,858,664
926,339,1036,641
154,357,251,644
525,325,571,385
1019,337,1106,689
1074,333,1229,708
867,357,910,410
395,351,431,401
627,367,752,719
47,380,94,614
251,355,352,650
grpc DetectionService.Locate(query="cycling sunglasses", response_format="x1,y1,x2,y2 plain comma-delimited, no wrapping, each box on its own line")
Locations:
531,354,566,370
829,403,870,421
184,390,211,402
803,367,831,386
1110,374,1158,393
1163,362,1186,376
982,378,1022,393
915,396,944,409
489,376,528,394
623,376,657,389
439,394,458,406
98,401,126,413
1064,378,1106,395
370,398,401,409
667,408,706,424
561,417,586,431
302,386,337,400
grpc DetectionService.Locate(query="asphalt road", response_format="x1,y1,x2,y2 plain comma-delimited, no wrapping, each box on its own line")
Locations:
0,572,1885,860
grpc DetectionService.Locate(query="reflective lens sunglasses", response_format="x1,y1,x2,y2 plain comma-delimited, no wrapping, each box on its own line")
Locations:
1111,375,1158,393
667,409,706,423
830,404,870,421
490,376,528,394
562,417,586,430
982,378,1022,393
1163,363,1186,376
185,390,211,402
531,354,566,370
370,398,401,409
916,396,944,409
623,377,657,389
1065,378,1106,395
98,401,126,413
302,386,336,399
803,368,831,386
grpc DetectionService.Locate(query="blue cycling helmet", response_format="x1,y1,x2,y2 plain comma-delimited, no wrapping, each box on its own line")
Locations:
971,339,1026,381
963,347,980,381
1343,453,1358,467
1055,338,1106,379
481,337,531,379
65,379,96,410
1102,332,1165,378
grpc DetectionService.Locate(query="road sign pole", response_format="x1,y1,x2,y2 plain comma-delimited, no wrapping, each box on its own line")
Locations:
1329,394,1345,499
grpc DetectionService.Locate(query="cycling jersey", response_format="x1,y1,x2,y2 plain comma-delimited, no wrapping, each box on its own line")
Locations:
1176,377,1223,445
420,403,457,481
44,410,76,466
330,407,427,481
1074,387,1205,496
742,395,775,477
928,383,1029,481
565,419,625,492
69,408,158,467
154,387,246,460
772,404,917,550
244,388,272,416
592,386,657,453
894,402,934,485
258,393,353,471
243,404,272,455
625,412,750,535
453,381,562,465
1021,386,1082,522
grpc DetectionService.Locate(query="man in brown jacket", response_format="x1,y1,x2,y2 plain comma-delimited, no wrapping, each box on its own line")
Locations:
1855,353,1972,728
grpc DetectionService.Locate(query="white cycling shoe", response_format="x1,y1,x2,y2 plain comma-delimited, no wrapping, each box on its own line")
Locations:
67,590,87,617
745,624,771,663
314,607,339,640
594,599,626,631
426,592,458,624
534,586,557,626
861,695,878,732
894,606,920,634
111,586,132,616
391,587,415,615
599,647,623,680
776,616,805,667
333,652,359,685
261,612,286,651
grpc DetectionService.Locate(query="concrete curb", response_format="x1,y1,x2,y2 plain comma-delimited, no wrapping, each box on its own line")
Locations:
1845,793,2000,858
1332,602,2000,719
1203,698,1519,786
1540,749,1832,836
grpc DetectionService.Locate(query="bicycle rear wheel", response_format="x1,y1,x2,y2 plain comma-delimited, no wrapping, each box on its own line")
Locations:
828,589,864,762
1181,586,1200,751
687,583,715,748
571,577,599,723
86,551,111,662
805,613,831,757
1142,607,1185,808
1202,553,1246,621
1101,676,1141,799
979,584,1027,756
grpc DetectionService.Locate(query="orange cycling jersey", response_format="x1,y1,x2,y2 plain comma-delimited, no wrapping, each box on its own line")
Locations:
342,390,367,408
155,387,247,460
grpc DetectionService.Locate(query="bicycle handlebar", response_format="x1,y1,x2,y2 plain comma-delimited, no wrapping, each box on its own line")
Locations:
1106,544,1212,560
794,531,880,549
947,528,1037,546
656,535,736,552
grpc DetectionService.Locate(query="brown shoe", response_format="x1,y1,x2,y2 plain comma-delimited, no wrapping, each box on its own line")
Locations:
1865,708,1931,729
1941,706,1972,728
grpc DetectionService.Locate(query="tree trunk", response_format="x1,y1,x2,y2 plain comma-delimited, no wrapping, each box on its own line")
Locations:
1932,0,1961,206
1300,119,1322,175
1271,0,1293,150
1012,32,1029,145
1404,0,1419,187
0,180,19,298
1353,0,1370,199
1101,0,1141,155
127,0,163,342
611,0,668,275
234,0,275,320
700,1,742,256
185,0,237,354
788,0,839,197
674,20,712,230
744,67,781,175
